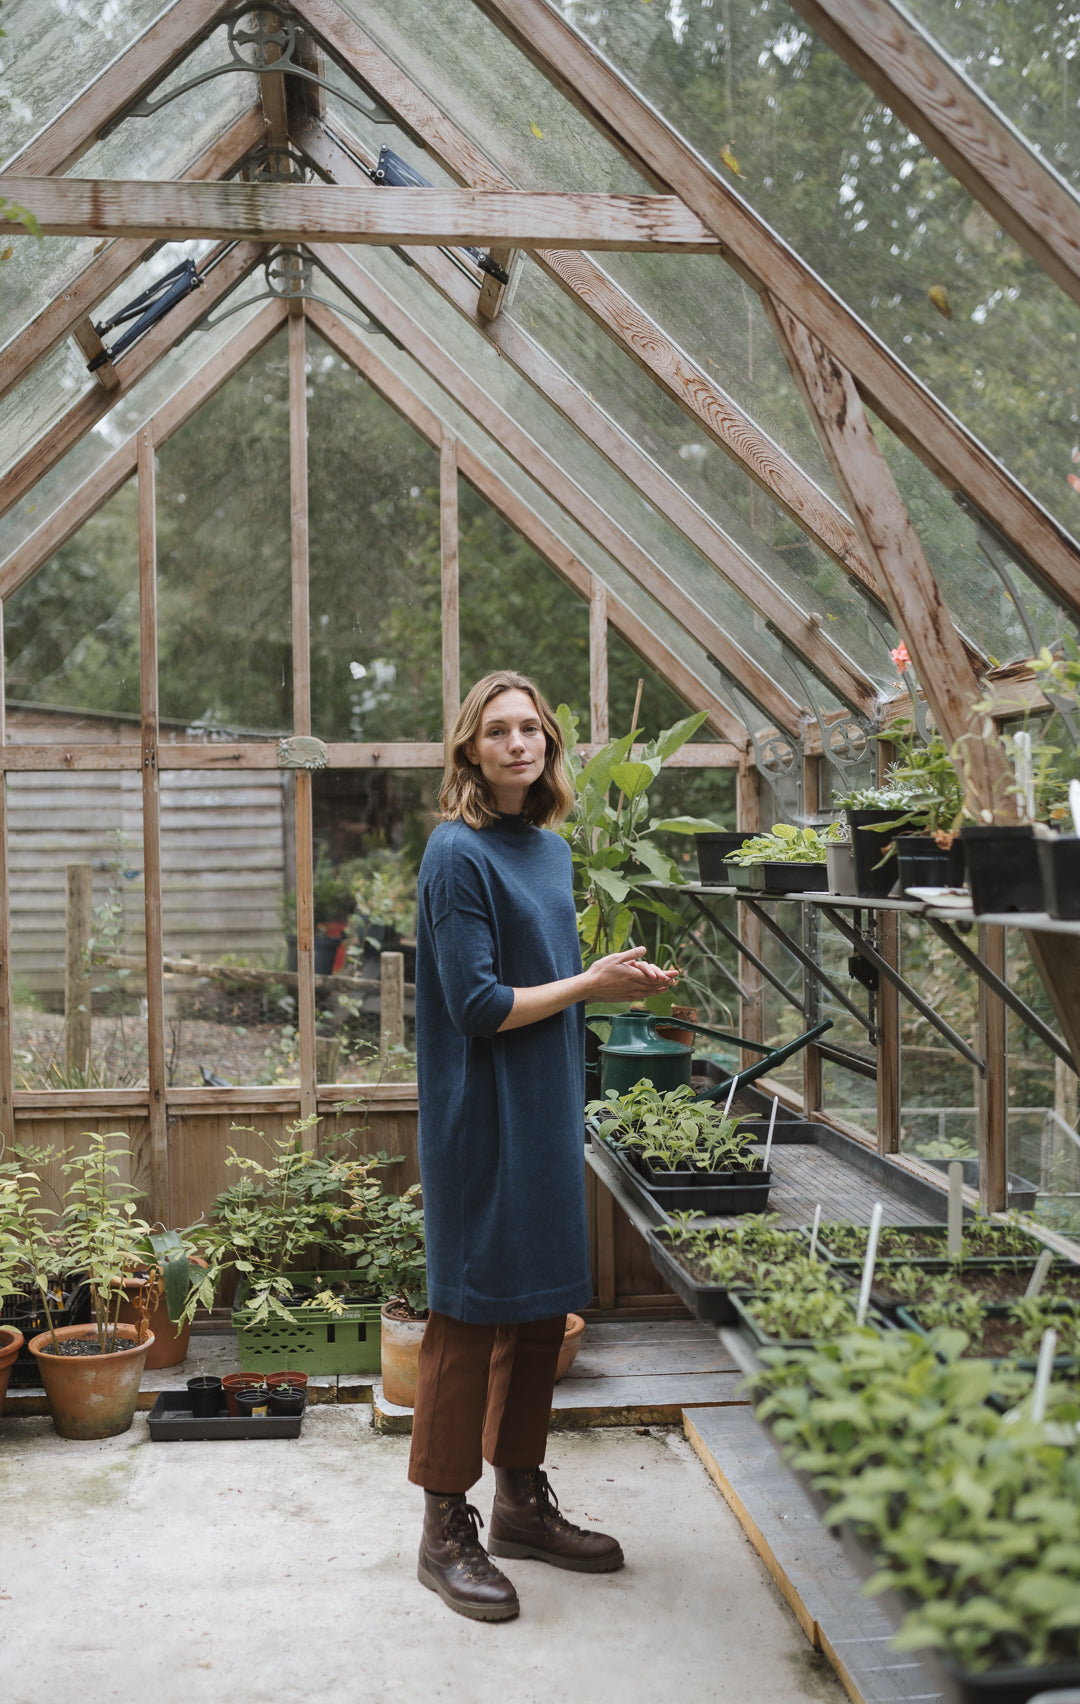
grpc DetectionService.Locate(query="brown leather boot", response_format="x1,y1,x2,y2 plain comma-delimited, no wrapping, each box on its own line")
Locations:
488,1467,624,1573
417,1492,520,1621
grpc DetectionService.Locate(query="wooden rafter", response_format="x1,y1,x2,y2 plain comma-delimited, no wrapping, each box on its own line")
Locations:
786,0,1080,313
0,301,288,603
0,241,266,526
0,104,267,408
467,0,1080,624
2,0,227,178
293,120,878,716
303,301,747,750
310,244,798,734
0,177,725,251
768,296,1014,820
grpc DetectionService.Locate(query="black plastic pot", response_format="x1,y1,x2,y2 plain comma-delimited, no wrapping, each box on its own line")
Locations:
847,810,898,898
628,1149,772,1213
893,834,965,895
640,1156,771,1190
269,1385,306,1416
234,1384,272,1417
1037,834,1080,920
186,1375,223,1418
961,824,1043,915
696,831,747,884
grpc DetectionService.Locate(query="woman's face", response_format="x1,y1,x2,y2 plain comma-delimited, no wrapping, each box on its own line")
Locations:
466,688,548,813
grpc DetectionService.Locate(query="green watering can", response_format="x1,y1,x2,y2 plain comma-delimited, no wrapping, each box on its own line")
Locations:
595,1009,832,1102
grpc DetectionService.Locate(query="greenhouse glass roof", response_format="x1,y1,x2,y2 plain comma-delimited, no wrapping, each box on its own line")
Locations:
1,0,1079,758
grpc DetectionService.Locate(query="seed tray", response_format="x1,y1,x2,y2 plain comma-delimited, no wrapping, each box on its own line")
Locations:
146,1389,307,1441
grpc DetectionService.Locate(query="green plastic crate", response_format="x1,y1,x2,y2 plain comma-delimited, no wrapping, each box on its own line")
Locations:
231,1271,382,1375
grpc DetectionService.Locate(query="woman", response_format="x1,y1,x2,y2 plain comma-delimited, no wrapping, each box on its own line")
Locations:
410,670,679,1622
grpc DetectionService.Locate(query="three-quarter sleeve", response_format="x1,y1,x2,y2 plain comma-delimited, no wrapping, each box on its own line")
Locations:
425,846,515,1038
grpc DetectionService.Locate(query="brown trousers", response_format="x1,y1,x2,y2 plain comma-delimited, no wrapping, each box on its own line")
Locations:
407,1310,565,1493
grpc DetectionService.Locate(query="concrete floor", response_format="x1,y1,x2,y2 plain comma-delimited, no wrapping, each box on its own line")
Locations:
0,1409,845,1704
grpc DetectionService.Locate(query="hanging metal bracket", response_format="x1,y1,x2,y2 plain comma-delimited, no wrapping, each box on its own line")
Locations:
780,642,873,792
101,9,401,139
192,246,402,346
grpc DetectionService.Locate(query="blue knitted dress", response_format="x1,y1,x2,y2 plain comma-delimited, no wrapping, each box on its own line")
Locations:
415,813,592,1324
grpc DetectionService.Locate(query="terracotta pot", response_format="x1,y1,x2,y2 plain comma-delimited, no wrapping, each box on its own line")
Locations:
0,1325,25,1412
114,1256,207,1370
222,1371,268,1417
556,1313,585,1383
655,1006,699,1049
379,1304,427,1408
28,1323,153,1440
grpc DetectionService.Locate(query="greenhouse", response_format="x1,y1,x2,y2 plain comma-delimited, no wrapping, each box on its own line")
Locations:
2,1,1080,1700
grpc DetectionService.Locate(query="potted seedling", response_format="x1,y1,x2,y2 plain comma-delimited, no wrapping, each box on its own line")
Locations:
865,724,966,894
832,779,922,897
722,823,842,894
648,1212,813,1323
587,1081,774,1213
9,1133,160,1439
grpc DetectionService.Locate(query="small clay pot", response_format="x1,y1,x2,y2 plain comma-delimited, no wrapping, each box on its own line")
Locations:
186,1375,223,1418
556,1313,586,1383
222,1372,267,1416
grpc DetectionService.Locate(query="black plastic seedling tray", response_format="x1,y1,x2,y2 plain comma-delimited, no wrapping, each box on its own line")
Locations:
146,1390,307,1440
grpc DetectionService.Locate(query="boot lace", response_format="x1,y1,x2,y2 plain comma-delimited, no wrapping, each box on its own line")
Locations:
443,1501,506,1582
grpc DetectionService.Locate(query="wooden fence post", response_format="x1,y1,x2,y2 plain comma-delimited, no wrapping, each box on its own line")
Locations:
64,862,94,1078
380,950,405,1066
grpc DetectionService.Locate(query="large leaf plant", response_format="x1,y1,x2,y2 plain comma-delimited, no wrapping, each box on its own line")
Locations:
556,704,717,970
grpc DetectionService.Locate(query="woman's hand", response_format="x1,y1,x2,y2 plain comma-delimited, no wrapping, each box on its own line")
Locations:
584,946,680,1003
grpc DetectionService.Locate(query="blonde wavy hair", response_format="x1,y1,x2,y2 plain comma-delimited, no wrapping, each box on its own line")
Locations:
440,671,575,830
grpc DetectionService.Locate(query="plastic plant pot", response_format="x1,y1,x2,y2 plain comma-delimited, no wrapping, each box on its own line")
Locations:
893,834,964,894
268,1385,305,1416
186,1375,223,1418
961,824,1043,914
234,1384,272,1418
847,809,899,898
696,832,747,884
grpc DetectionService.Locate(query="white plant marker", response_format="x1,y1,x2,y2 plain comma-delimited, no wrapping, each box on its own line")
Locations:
763,1096,779,1172
1031,1327,1058,1425
1070,778,1080,838
723,1074,738,1117
1024,1248,1054,1301
1014,730,1036,822
856,1201,883,1326
947,1161,964,1257
809,1203,822,1262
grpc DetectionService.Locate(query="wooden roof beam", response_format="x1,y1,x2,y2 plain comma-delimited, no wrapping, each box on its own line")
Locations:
0,178,724,251
467,0,1080,626
70,319,119,393
0,241,266,526
0,300,288,604
303,300,746,750
785,0,1080,313
310,243,800,736
0,103,267,408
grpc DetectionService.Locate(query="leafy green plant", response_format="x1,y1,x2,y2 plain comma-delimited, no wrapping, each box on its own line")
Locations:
739,1274,868,1342
586,1081,759,1173
724,823,841,866
204,1117,424,1325
832,780,922,813
750,1328,1080,1672
348,850,417,940
815,1212,1043,1263
663,1213,824,1290
871,723,966,845
556,703,717,963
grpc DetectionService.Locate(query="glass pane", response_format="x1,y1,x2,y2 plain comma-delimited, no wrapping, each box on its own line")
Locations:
9,772,147,1089
5,481,140,734
815,913,876,1138
311,767,432,1084
1005,935,1075,1235
334,0,649,192
902,1,1080,195
0,339,94,485
306,328,441,742
0,0,166,162
561,1,1080,569
156,329,291,734
0,278,270,564
510,259,891,690
897,917,980,1161
160,770,293,1088
326,246,813,716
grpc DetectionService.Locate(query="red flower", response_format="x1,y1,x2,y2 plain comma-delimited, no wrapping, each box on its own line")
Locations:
891,643,911,674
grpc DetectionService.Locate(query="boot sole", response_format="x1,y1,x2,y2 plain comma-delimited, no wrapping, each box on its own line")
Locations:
488,1537,625,1573
417,1558,520,1621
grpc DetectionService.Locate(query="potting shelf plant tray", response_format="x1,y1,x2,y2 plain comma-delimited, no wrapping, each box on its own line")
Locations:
807,1222,1052,1268
231,1271,382,1374
147,1389,307,1440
